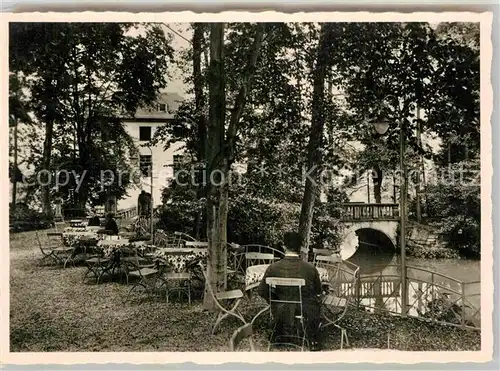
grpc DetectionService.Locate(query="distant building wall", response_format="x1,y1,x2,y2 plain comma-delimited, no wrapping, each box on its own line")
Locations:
119,92,185,210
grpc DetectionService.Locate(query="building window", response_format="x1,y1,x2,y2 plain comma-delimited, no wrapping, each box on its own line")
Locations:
139,126,152,141
158,103,167,112
139,155,152,177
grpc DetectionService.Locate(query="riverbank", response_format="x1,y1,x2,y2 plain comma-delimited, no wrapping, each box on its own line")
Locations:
406,222,462,259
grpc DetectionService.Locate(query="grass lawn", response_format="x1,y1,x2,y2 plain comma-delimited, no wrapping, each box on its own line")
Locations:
9,229,481,352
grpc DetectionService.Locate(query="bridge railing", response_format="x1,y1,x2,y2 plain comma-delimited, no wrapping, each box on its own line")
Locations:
330,264,480,330
116,206,138,220
340,203,399,221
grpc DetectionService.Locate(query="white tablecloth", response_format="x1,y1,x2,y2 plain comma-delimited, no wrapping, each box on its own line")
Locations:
154,247,208,272
62,230,100,246
96,239,132,258
245,264,330,291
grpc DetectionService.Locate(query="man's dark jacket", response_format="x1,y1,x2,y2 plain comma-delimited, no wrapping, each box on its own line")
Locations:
88,216,101,227
105,218,119,235
257,255,322,338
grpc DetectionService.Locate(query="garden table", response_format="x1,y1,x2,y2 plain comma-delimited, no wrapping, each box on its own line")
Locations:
69,220,87,228
244,264,330,291
62,230,101,246
62,235,102,267
154,247,208,273
96,239,132,258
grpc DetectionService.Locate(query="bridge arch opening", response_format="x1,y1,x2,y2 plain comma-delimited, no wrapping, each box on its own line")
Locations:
342,227,397,275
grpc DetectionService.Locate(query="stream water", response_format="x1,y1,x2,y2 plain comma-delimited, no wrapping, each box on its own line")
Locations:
343,241,481,326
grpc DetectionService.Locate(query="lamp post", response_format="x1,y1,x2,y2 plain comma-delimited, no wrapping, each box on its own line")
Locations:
106,141,117,217
144,145,154,244
370,97,408,318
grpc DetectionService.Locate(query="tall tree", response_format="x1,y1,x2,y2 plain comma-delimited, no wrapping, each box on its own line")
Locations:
10,23,70,215
9,23,174,214
192,23,208,239
203,23,265,309
9,73,32,212
298,23,335,256
334,22,479,211
205,22,227,306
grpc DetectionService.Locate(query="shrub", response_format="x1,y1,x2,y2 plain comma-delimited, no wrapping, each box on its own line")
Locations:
9,203,53,232
158,175,345,249
409,160,480,258
156,199,202,236
310,202,344,252
227,196,300,248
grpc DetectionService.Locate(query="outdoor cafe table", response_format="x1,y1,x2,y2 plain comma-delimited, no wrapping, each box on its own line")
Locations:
62,228,102,246
96,239,134,258
153,247,208,272
245,264,330,291
69,219,87,228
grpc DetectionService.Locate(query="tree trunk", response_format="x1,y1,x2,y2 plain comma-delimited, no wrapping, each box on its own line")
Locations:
204,22,227,309
193,23,207,240
392,173,397,203
366,171,370,203
75,140,90,217
415,105,421,222
41,119,54,216
298,24,332,257
12,119,18,213
373,164,383,204
203,23,264,308
447,140,451,165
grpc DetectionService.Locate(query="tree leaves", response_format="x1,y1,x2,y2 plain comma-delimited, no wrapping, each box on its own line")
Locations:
10,23,174,208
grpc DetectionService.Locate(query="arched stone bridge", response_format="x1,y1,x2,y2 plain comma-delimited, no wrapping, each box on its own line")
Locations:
338,203,400,260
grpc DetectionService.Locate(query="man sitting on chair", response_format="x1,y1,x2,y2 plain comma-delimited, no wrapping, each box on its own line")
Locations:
88,209,101,227
258,231,323,350
105,213,119,236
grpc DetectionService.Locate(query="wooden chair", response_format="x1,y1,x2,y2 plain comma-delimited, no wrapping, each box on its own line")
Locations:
317,259,359,349
121,249,156,284
162,272,192,305
173,231,197,247
232,245,284,274
265,277,309,351
312,248,338,264
123,252,160,302
184,241,208,248
314,253,342,267
97,229,115,237
174,231,197,241
36,231,73,266
119,231,137,239
154,230,177,247
183,241,236,284
199,262,246,334
82,255,111,284
46,231,64,245
228,243,245,273
245,252,275,268
54,221,67,232
229,303,271,351
230,323,255,351
132,216,150,238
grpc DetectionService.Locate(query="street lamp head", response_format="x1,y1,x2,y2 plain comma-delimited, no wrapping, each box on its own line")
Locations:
371,119,390,135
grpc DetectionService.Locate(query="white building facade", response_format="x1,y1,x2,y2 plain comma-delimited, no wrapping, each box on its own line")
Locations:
118,92,184,211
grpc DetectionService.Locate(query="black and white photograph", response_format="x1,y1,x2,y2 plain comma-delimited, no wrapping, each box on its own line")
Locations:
2,11,493,364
